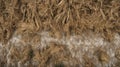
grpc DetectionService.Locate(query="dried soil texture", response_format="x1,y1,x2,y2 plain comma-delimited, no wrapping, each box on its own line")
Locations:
0,0,120,67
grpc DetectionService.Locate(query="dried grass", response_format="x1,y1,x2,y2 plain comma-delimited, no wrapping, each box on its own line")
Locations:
0,0,120,67
0,0,120,43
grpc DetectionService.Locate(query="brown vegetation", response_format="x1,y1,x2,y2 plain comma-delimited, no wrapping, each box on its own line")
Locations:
0,0,120,67
0,0,120,43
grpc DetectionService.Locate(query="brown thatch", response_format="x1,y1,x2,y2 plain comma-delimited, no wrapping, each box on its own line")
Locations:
0,0,120,43
0,0,120,67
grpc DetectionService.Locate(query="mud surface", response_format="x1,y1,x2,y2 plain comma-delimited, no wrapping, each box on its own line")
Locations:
0,0,120,67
